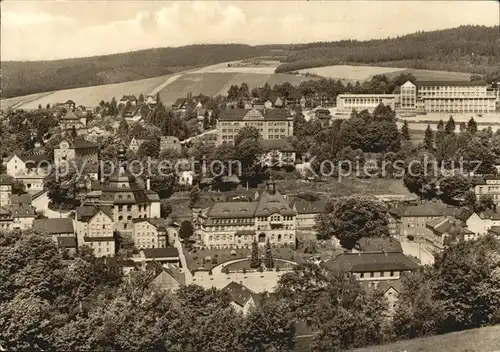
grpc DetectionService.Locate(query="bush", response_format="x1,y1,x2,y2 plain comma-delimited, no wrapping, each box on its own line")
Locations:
211,258,218,264
242,268,247,274
258,266,264,273
208,269,213,275
276,267,280,272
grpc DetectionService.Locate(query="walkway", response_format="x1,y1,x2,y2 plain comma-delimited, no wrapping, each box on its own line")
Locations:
174,241,194,284
148,74,182,96
31,192,70,219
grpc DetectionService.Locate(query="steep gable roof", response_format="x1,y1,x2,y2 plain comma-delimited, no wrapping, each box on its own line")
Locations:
34,218,74,234
293,198,326,215
321,252,418,273
141,247,179,259
222,281,254,307
355,237,403,253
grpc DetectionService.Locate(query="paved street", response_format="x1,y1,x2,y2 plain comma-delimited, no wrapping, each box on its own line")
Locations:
31,192,69,219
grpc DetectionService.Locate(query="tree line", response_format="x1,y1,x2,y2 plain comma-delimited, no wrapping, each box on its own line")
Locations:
275,25,499,77
3,229,499,351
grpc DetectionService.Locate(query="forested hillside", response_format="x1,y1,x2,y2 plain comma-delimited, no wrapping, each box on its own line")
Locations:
1,44,269,98
2,26,499,99
276,25,499,77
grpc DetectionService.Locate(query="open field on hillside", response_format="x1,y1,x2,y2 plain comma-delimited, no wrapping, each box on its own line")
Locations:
352,325,500,352
387,68,472,81
296,65,472,82
193,59,280,74
157,72,317,105
1,92,53,110
297,65,406,81
3,74,172,110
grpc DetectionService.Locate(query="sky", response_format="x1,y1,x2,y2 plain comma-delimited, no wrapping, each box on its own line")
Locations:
1,0,499,61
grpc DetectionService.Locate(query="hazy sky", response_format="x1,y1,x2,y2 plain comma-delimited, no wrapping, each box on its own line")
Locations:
2,1,499,61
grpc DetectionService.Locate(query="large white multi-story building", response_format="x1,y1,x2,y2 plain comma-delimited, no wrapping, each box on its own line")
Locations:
197,181,297,249
336,80,497,114
336,94,396,113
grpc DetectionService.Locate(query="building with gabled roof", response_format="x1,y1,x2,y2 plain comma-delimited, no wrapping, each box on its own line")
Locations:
139,247,180,265
54,137,99,166
354,237,403,253
33,218,77,252
388,202,472,240
321,251,418,287
133,217,170,249
292,198,326,231
75,204,115,257
221,281,257,315
198,180,296,249
217,108,294,145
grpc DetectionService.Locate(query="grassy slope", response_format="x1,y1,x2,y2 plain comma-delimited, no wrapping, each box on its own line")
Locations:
157,72,319,105
353,325,500,352
1,44,269,98
9,74,172,110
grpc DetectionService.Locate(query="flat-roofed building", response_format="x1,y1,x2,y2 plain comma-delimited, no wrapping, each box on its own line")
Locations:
336,94,396,114
396,80,496,113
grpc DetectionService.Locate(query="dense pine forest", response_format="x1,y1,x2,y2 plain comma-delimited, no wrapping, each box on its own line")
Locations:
275,25,499,77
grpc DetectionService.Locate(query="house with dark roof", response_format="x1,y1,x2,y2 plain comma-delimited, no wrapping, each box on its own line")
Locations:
217,108,294,145
33,218,77,253
473,175,500,206
172,98,188,110
425,217,476,251
292,198,326,231
221,281,257,315
354,237,403,253
150,264,186,292
465,209,500,238
321,251,418,285
133,218,170,249
75,205,115,257
139,247,180,265
119,95,137,106
487,226,500,238
260,139,296,168
59,110,87,131
388,202,470,240
54,137,99,166
198,180,296,249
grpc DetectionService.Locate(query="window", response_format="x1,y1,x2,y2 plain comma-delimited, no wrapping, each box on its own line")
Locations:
370,272,374,278
118,216,123,221
390,271,394,277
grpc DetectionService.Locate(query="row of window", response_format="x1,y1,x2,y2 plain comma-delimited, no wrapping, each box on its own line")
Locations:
359,270,398,278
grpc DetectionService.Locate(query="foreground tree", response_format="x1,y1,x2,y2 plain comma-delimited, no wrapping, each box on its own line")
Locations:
178,221,194,242
263,239,274,268
316,195,389,249
250,240,260,268
439,175,470,205
238,298,296,352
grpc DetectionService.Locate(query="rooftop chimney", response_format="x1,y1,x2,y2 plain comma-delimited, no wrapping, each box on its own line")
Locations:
146,178,151,190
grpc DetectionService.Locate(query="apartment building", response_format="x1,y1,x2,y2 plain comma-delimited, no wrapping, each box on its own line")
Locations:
399,81,496,113
336,94,396,113
217,108,294,145
75,205,116,257
197,180,297,249
388,203,472,241
474,176,500,204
